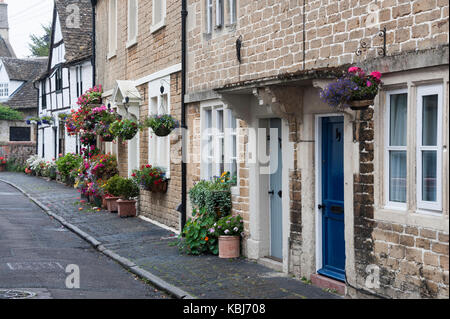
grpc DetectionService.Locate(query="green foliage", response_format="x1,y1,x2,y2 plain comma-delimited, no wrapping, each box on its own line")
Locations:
28,23,51,57
0,105,24,121
5,158,26,172
117,178,140,200
55,153,82,181
141,114,179,136
109,119,139,140
213,214,244,237
178,208,219,255
189,172,235,217
105,175,123,197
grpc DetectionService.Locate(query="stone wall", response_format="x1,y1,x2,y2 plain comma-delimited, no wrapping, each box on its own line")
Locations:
95,0,182,92
372,221,449,298
186,0,449,92
352,107,378,296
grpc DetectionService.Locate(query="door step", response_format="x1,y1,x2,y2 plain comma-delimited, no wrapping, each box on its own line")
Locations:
258,257,283,272
310,274,346,295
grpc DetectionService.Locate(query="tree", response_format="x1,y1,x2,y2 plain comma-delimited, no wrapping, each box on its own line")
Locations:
28,23,51,57
0,104,24,121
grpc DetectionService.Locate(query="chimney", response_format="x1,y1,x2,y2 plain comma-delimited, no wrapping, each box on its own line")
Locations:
0,0,9,41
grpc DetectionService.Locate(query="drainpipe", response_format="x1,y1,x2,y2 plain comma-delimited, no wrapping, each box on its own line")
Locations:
181,0,188,230
32,80,40,155
91,0,97,86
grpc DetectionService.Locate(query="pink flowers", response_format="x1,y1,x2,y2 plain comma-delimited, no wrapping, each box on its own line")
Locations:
367,81,372,87
370,71,382,81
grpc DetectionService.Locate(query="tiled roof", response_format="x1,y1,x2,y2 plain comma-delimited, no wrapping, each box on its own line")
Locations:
2,57,48,109
54,0,93,64
0,36,15,58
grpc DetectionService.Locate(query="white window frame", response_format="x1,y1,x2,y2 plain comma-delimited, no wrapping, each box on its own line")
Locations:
215,0,223,28
127,0,139,48
200,102,238,184
416,84,443,212
384,88,408,211
228,0,236,25
151,0,166,34
148,80,171,178
0,83,8,97
108,0,117,58
206,0,213,34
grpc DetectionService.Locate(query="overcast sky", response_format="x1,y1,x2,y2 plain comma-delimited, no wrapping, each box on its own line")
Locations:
7,0,54,58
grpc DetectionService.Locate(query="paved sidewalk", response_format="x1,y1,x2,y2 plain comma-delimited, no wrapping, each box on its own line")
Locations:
0,172,339,299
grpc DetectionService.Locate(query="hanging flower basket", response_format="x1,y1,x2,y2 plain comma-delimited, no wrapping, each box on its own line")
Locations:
100,135,115,142
348,99,374,111
142,114,179,137
320,67,382,110
109,119,139,140
154,126,173,137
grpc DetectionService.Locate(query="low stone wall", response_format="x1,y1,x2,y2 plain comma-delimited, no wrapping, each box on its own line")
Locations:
0,142,36,164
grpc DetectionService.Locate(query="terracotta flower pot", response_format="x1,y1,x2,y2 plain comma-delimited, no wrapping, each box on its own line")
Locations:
349,99,374,110
117,199,136,218
101,196,108,209
151,180,168,193
105,197,120,212
219,236,240,259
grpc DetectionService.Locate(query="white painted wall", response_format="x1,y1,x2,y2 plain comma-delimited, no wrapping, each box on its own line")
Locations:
0,60,26,102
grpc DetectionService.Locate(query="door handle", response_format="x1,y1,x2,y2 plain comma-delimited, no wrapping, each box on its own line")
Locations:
268,190,274,195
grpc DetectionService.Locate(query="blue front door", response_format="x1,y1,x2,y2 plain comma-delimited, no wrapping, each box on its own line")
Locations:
318,116,346,282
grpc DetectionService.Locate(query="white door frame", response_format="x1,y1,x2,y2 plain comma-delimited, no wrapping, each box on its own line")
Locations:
314,113,344,272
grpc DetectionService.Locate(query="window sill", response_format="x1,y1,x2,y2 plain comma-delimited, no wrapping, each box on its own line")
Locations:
107,51,117,60
150,18,166,34
126,39,138,49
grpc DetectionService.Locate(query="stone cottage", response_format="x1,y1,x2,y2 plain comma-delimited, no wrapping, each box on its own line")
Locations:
93,0,183,230
91,0,449,298
0,1,47,164
183,0,449,299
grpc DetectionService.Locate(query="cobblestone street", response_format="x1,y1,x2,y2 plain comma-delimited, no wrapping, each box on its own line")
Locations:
0,178,169,299
0,172,338,299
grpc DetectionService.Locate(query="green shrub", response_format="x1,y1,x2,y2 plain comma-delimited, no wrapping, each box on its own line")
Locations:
117,178,140,200
5,158,26,172
189,172,235,217
0,105,23,121
56,153,82,181
105,175,123,197
178,208,218,255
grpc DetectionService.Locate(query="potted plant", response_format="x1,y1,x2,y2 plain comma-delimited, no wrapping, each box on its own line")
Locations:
104,175,122,213
142,114,179,137
109,119,139,140
213,214,244,259
189,172,234,218
116,178,140,218
0,156,7,171
320,67,382,110
131,164,168,193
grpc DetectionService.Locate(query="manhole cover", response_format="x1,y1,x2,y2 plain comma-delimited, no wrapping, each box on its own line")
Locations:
0,289,37,299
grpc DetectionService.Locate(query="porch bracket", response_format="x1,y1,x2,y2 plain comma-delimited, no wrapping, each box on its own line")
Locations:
253,86,304,142
217,92,252,122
